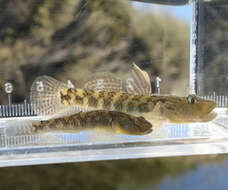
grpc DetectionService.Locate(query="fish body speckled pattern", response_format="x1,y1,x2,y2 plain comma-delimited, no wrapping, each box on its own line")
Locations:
59,87,216,123
32,110,152,135
60,88,155,114
3,64,216,136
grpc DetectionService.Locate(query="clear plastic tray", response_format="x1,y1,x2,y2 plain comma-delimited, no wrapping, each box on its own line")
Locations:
0,108,227,167
0,0,227,167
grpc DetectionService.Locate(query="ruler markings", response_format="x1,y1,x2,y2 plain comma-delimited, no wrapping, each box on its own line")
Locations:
200,95,228,108
19,104,21,117
12,105,14,117
0,103,37,118
15,104,18,117
3,105,6,117
21,104,25,116
24,103,27,116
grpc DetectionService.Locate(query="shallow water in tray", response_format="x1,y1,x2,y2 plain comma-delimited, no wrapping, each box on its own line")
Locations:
0,108,226,149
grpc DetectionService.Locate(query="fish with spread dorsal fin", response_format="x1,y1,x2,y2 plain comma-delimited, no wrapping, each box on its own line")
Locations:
14,65,154,136
30,64,216,123
6,64,214,137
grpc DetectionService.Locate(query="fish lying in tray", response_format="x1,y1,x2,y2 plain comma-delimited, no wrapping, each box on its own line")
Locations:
2,64,216,136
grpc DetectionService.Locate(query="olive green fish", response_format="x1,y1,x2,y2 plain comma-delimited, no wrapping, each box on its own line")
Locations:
3,110,152,136
30,64,216,124
2,64,216,137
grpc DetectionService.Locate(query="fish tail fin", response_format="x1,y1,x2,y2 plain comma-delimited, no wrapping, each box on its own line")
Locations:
30,76,70,117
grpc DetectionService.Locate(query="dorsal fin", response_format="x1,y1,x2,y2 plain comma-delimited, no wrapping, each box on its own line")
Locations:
30,76,80,118
124,63,151,95
83,64,152,95
83,73,123,92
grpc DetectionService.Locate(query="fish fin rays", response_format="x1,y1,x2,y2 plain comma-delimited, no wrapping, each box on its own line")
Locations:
83,73,123,92
30,76,80,118
84,64,152,95
29,64,151,118
125,63,152,95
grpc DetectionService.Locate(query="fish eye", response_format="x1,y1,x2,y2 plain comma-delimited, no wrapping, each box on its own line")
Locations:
187,95,197,104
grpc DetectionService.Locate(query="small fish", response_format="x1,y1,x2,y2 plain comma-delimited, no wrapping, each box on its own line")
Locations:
30,64,216,125
3,110,152,136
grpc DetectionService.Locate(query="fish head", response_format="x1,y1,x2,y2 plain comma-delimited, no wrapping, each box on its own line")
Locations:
114,114,153,135
155,95,216,123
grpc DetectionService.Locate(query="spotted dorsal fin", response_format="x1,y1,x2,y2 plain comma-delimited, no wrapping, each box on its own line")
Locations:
83,64,151,95
83,73,123,92
124,63,151,95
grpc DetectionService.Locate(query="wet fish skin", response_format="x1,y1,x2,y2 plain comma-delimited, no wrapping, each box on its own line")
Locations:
28,64,216,137
32,110,152,135
60,88,154,113
59,88,216,123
